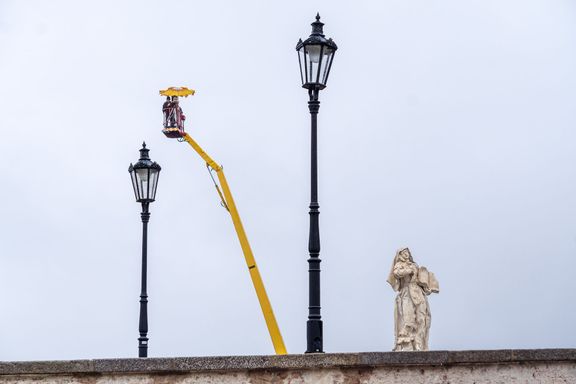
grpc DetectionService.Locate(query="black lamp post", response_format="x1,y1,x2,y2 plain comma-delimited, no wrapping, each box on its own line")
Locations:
128,142,161,358
296,13,337,354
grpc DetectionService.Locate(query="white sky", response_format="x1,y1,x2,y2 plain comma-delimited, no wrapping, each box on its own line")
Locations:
1,0,575,361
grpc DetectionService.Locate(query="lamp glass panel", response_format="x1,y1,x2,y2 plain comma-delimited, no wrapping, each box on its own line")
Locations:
297,48,305,85
301,46,310,84
148,168,159,201
130,168,139,201
305,45,320,85
136,168,150,200
319,48,334,85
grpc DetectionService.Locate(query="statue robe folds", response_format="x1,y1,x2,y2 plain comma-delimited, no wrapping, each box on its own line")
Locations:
387,248,439,351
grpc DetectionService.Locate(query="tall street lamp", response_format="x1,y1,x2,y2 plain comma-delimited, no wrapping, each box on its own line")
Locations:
296,13,337,353
128,142,161,358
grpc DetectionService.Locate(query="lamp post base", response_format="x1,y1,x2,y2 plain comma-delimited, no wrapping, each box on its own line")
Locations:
306,320,323,353
138,337,148,358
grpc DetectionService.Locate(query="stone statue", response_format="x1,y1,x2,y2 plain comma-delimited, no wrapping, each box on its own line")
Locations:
387,247,439,351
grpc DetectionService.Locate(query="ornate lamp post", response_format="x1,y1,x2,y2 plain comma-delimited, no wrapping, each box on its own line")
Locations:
128,142,161,358
296,14,337,353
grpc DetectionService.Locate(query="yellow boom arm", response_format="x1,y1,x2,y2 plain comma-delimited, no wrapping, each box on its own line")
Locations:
181,133,287,355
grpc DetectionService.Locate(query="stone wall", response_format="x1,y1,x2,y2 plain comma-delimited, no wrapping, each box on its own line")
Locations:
1,349,575,383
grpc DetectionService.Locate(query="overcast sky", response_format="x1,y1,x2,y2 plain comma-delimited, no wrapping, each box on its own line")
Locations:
1,0,575,361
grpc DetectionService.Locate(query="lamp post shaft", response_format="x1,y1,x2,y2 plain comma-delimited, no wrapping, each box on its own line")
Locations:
138,202,150,358
306,89,323,353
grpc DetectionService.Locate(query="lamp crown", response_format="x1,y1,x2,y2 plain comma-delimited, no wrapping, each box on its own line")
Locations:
139,142,150,160
311,13,324,36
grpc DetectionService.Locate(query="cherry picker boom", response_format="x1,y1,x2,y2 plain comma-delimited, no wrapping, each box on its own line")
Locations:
159,87,287,355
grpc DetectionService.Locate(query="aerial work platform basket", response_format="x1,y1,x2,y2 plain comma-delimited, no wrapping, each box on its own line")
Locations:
160,87,195,138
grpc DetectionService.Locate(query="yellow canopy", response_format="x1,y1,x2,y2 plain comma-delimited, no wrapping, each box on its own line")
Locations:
159,87,195,97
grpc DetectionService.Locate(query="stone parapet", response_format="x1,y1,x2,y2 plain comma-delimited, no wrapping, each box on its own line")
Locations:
1,349,575,383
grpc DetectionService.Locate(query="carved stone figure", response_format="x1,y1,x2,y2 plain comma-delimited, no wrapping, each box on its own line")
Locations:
387,247,439,351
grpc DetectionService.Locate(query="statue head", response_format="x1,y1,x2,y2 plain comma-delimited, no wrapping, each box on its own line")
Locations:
397,248,413,263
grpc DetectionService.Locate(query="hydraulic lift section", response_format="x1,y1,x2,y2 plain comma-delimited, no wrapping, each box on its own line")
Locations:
160,87,287,355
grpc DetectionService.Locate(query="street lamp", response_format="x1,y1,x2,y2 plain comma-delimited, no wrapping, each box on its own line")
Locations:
128,142,161,358
296,13,337,354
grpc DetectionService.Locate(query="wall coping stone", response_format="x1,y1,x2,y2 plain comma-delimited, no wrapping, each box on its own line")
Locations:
0,349,574,376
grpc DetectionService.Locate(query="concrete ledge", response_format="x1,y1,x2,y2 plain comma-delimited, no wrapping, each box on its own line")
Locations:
1,349,575,376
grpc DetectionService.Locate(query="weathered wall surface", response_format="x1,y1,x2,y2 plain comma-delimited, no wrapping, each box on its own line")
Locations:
1,349,575,384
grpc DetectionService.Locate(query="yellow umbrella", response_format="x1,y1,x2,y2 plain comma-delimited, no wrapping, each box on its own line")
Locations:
159,87,195,97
